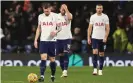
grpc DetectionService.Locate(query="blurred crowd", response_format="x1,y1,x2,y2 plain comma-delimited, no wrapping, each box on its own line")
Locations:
1,1,133,54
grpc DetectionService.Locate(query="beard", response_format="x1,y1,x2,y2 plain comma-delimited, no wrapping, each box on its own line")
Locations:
45,13,50,16
97,11,102,15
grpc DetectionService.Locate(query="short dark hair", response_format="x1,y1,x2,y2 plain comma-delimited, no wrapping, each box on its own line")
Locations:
96,4,103,7
42,2,51,9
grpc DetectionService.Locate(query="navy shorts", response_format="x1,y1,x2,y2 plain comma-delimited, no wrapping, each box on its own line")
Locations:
56,39,71,55
92,38,106,52
39,41,56,57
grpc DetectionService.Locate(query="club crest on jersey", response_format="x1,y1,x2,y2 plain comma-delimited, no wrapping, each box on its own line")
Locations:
95,22,104,26
42,22,53,26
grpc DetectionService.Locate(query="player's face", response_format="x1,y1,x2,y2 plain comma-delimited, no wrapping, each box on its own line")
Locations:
96,6,103,14
43,7,51,16
60,5,65,15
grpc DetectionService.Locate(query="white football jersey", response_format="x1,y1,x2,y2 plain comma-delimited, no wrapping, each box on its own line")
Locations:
56,13,72,40
0,28,4,39
38,12,58,41
90,13,109,39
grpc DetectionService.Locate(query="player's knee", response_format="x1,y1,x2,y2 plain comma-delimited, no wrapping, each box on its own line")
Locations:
99,52,104,56
49,57,55,62
93,49,98,54
41,54,47,60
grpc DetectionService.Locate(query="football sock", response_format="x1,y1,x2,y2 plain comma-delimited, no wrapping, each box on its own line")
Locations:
50,61,56,76
99,56,104,70
93,54,98,68
64,53,69,70
40,60,46,76
59,56,64,71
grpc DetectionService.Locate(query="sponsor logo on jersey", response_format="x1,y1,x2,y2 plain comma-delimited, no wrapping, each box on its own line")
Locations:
42,22,53,26
95,22,104,26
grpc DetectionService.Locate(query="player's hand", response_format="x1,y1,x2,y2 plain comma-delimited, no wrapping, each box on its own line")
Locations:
34,41,38,48
88,38,91,45
62,4,68,11
50,30,57,37
103,38,107,43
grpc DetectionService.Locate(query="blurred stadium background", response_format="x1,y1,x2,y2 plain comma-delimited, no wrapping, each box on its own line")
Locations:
1,1,133,83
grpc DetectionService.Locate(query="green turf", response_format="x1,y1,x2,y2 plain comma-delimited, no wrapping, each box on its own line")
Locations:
1,66,133,83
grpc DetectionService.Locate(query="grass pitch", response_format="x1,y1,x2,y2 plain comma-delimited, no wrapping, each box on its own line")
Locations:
1,66,133,83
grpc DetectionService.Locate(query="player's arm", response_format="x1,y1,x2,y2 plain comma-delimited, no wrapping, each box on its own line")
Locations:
88,24,93,45
88,16,93,44
63,4,73,20
103,15,110,43
34,25,41,48
104,24,110,42
34,25,41,41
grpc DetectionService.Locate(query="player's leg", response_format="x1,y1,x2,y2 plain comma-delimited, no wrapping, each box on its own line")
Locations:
98,41,106,75
63,52,69,71
58,52,68,77
56,40,65,71
49,56,56,82
56,39,69,77
59,52,69,77
59,53,65,71
62,39,71,77
48,42,57,82
39,54,47,81
56,40,66,77
92,39,99,75
98,52,104,75
38,42,48,82
60,39,71,77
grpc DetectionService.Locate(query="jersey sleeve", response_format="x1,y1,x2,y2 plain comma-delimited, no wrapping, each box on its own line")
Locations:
89,15,94,24
38,15,41,26
65,13,73,20
105,15,109,24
